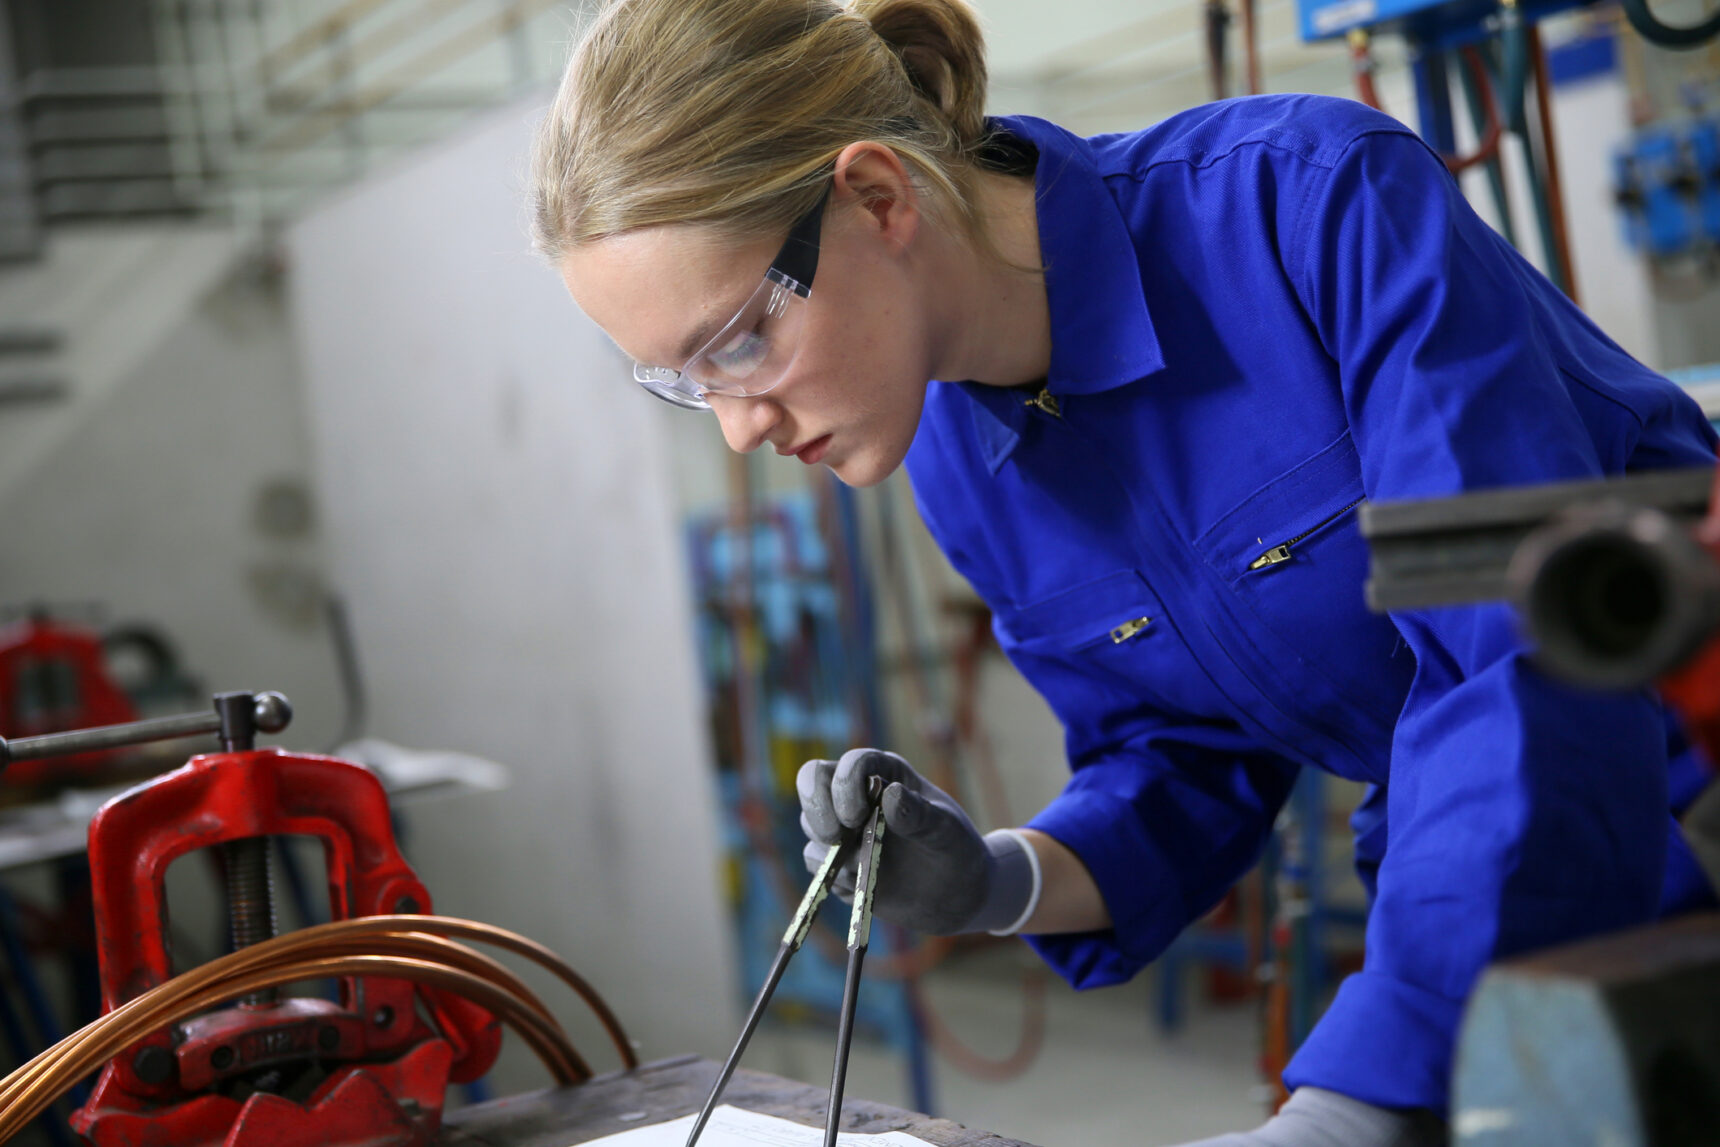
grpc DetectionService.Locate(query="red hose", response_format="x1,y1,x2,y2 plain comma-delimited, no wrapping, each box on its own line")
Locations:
1350,30,1382,111
906,962,1050,1082
1527,23,1580,305
1350,36,1505,179
1443,46,1504,176
1240,0,1262,95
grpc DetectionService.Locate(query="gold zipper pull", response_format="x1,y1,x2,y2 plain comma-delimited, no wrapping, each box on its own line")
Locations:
1248,545,1293,571
1110,617,1152,643
1025,387,1061,418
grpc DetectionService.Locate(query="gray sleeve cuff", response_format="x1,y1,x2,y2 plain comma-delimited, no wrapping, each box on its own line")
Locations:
965,829,1043,935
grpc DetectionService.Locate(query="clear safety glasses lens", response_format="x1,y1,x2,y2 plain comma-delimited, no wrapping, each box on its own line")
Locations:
632,269,811,411
686,271,809,393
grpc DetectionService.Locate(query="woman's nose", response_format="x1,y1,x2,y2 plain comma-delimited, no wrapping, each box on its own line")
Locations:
709,394,782,454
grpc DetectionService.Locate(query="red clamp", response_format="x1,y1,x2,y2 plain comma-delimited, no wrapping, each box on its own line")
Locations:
70,747,502,1147
1659,461,1720,771
0,615,137,788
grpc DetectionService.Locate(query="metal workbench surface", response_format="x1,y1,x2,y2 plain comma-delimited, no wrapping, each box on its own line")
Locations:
438,1055,1040,1147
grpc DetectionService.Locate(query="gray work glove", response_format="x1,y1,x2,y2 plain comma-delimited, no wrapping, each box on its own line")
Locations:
1168,1087,1445,1147
797,748,1036,936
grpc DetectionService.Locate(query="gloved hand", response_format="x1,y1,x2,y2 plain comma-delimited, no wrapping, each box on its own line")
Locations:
796,748,1039,936
1168,1087,1445,1147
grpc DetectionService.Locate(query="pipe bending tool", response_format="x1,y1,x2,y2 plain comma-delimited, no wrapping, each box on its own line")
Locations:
1,690,502,1147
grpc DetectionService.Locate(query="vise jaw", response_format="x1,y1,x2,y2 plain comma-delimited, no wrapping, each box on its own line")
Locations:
1453,912,1720,1147
68,743,501,1147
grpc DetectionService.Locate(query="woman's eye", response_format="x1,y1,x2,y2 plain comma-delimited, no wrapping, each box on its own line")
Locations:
705,327,770,377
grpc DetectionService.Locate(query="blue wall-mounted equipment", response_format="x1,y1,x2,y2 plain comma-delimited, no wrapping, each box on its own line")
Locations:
1614,117,1720,260
1298,0,1589,48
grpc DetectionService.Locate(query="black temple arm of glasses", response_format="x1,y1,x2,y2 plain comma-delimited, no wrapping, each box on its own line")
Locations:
770,182,830,292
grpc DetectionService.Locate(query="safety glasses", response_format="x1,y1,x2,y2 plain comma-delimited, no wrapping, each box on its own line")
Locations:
632,183,829,411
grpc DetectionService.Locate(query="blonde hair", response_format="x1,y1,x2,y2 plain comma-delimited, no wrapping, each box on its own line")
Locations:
530,0,1000,260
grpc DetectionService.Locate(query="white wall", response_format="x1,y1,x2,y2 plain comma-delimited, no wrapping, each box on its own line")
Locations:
0,236,346,747
1549,73,1662,368
285,95,740,1089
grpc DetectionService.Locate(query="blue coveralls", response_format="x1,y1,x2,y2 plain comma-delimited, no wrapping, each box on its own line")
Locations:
903,96,1720,1114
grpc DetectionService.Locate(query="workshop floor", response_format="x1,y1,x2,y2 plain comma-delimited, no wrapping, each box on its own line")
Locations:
746,943,1266,1147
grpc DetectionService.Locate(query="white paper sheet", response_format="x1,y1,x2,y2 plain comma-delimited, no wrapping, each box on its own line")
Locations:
570,1104,936,1147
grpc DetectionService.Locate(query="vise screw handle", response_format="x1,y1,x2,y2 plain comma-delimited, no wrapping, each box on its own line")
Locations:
0,691,293,766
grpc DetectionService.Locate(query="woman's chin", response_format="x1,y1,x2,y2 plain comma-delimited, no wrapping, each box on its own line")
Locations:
828,448,897,489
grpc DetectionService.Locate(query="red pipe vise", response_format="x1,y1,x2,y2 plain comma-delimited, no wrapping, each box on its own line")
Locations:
51,691,502,1147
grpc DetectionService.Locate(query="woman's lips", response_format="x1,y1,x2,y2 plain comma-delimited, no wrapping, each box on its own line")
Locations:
790,434,832,465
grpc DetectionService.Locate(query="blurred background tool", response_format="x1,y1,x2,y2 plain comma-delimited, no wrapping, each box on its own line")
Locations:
0,615,143,793
1364,468,1720,1143
0,608,211,1147
1358,462,1720,699
1452,912,1720,1147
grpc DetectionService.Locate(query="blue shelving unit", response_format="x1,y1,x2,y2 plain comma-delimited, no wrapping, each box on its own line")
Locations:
688,486,933,1115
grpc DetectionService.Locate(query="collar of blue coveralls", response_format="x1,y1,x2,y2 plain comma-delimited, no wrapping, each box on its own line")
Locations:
954,115,1167,473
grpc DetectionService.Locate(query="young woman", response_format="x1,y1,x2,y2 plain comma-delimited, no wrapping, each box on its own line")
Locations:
532,1,1719,1143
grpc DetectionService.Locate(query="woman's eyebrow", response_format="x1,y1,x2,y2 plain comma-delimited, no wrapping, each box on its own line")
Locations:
675,318,723,364
675,287,752,363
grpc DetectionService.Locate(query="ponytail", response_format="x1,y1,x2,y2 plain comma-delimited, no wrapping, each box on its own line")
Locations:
531,0,1012,263
855,0,989,147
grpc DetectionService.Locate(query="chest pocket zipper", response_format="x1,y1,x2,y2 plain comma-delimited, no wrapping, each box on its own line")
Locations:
995,571,1161,658
1109,617,1152,643
1247,497,1365,571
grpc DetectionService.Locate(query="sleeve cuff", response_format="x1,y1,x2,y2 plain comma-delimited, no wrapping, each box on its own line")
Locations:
1022,789,1183,990
1283,970,1467,1113
980,829,1044,936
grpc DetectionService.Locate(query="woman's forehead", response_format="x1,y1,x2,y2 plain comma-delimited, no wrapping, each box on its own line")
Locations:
560,224,775,365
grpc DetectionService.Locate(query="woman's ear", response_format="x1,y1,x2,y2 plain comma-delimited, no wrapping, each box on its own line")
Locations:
832,141,920,251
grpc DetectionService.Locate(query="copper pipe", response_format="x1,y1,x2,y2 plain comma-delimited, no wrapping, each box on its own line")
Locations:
1528,23,1580,305
0,933,577,1110
1240,0,1263,95
0,956,582,1141
905,965,1048,1081
300,915,637,1068
1444,46,1505,175
0,916,635,1142
1,950,580,1110
1349,30,1383,111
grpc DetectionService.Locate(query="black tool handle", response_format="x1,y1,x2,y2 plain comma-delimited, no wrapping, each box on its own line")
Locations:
0,691,292,766
683,939,793,1147
823,944,867,1147
685,806,874,1147
825,783,887,1147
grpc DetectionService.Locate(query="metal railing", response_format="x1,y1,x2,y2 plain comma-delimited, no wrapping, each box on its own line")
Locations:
149,0,575,227
5,0,1377,236
0,8,43,262
0,0,575,237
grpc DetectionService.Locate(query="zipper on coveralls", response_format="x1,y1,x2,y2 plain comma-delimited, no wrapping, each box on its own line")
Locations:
1247,497,1366,570
1109,617,1152,643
